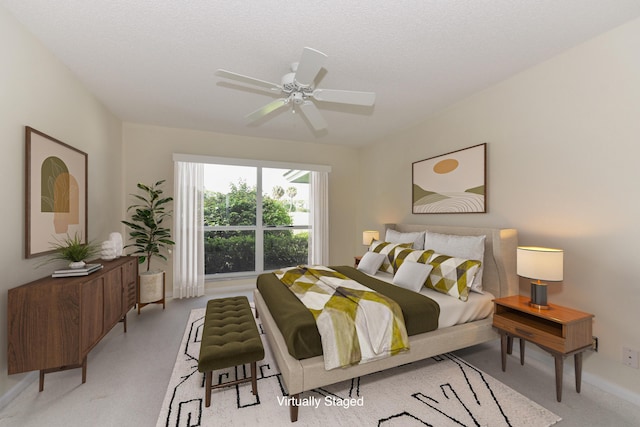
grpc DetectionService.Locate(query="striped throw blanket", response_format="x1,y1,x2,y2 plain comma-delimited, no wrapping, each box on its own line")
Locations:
274,265,410,370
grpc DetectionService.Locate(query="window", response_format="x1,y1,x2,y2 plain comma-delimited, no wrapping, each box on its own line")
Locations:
203,164,312,276
171,154,330,281
173,154,330,280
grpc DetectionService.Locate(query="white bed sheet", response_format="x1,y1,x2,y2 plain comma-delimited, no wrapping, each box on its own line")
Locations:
370,271,495,329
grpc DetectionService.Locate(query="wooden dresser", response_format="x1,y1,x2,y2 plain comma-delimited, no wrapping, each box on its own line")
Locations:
7,257,138,390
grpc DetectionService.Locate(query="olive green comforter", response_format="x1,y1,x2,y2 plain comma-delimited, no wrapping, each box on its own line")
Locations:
256,266,440,360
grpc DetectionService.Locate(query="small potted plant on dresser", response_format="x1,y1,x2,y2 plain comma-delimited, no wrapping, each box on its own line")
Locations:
122,180,174,314
47,232,100,269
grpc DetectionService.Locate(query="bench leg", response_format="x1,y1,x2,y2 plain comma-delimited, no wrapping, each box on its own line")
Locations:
251,362,257,395
205,371,212,407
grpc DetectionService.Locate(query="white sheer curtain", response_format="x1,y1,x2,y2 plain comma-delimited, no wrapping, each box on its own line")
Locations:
309,171,329,265
173,161,205,298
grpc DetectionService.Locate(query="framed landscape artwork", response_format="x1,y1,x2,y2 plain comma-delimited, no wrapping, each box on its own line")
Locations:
412,143,486,214
25,126,88,258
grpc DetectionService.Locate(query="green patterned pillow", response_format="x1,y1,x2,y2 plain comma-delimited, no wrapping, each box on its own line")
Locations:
391,248,434,274
369,241,412,273
425,254,481,302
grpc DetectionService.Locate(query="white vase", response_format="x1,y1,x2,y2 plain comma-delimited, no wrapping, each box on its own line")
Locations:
100,240,117,260
109,232,123,257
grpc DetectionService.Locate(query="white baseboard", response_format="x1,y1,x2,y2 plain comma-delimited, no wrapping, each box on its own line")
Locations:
0,372,37,411
581,369,640,407
163,282,254,304
204,281,255,297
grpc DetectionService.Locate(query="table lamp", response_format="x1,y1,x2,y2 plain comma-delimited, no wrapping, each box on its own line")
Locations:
362,230,379,246
517,246,563,309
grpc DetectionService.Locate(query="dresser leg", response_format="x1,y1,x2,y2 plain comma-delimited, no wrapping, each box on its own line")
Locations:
520,338,525,365
554,354,563,402
39,370,45,392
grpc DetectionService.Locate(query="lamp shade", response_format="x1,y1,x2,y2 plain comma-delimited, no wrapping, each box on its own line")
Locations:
517,246,564,281
362,230,379,246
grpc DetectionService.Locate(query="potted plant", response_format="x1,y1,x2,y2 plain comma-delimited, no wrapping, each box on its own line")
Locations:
121,180,174,313
44,232,99,269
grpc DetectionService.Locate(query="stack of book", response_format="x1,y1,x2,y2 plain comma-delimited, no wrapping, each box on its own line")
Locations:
52,263,103,278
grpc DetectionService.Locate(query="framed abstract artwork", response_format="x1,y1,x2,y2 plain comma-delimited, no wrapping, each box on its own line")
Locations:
25,126,88,258
412,143,486,214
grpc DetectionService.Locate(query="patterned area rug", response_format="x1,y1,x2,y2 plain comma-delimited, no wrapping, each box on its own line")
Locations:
156,308,561,427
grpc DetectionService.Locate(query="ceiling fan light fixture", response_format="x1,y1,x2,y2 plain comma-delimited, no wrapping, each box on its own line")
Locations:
291,92,304,104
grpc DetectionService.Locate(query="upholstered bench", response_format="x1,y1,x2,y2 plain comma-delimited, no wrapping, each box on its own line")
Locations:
198,296,265,408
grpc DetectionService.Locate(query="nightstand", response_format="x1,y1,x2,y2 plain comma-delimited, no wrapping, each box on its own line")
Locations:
354,256,362,268
492,295,594,402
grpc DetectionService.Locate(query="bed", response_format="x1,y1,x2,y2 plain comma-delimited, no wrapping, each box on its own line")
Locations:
253,224,518,422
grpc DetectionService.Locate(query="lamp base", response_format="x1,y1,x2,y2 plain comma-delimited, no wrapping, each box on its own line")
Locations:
529,302,550,310
530,281,549,310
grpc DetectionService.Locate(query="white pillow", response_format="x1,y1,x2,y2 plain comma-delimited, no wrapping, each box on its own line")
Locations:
356,251,387,275
424,231,486,293
393,261,433,293
385,229,426,250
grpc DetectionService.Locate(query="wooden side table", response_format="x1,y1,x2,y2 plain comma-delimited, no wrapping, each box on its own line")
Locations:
354,255,362,268
492,295,594,402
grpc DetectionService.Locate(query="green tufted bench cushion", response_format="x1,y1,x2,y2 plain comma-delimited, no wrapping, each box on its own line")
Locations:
198,296,265,407
198,296,265,372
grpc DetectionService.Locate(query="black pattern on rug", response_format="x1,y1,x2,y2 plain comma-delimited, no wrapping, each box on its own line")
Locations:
157,308,560,427
378,354,512,427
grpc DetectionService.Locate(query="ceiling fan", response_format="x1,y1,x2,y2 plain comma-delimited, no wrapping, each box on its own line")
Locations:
215,47,376,131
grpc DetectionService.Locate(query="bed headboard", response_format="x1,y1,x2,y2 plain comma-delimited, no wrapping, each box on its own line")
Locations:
386,224,518,298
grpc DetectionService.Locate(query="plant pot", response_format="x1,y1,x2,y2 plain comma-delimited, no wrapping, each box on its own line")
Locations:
69,261,86,269
138,270,165,306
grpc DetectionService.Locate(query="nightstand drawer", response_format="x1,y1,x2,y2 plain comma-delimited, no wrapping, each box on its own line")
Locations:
493,314,565,352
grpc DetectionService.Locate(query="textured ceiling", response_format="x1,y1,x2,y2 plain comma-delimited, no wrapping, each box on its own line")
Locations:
2,0,640,146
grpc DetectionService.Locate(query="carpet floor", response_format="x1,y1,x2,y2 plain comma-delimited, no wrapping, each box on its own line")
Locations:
156,308,561,427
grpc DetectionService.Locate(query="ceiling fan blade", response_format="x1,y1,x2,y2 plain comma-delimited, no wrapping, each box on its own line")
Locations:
312,88,376,106
216,69,281,91
246,98,289,122
294,47,327,87
298,101,328,131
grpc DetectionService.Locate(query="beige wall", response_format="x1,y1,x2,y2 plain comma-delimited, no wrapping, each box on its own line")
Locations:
3,0,640,407
359,17,640,400
122,123,360,292
0,8,123,397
